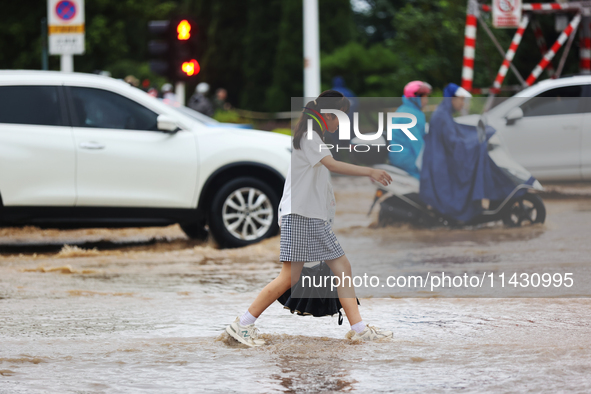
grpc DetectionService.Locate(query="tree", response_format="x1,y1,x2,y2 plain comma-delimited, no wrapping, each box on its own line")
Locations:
266,0,355,111
0,0,178,85
239,0,282,110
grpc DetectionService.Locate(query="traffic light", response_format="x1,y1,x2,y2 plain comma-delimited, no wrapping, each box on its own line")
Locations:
148,20,171,77
170,17,200,81
176,20,191,40
181,59,200,76
147,17,200,81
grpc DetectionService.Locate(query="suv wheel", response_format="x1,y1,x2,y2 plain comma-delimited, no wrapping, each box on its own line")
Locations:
209,177,279,248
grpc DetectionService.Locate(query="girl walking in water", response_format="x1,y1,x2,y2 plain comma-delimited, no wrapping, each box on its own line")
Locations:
226,90,393,346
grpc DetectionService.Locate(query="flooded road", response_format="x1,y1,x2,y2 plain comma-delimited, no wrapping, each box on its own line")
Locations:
1,177,591,393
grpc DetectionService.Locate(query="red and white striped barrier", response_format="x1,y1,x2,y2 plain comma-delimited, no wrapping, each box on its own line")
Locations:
522,3,579,11
480,2,584,12
530,18,556,77
462,13,478,92
472,87,490,95
491,15,530,93
525,13,582,86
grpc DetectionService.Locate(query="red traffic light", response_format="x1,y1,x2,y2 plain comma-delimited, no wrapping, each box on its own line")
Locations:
177,20,191,40
181,59,200,76
149,17,199,80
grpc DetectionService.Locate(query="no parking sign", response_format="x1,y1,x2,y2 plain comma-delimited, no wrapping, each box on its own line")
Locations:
47,0,85,55
493,0,522,28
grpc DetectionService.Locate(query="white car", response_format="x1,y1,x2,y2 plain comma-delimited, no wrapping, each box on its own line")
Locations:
456,75,591,181
0,71,291,248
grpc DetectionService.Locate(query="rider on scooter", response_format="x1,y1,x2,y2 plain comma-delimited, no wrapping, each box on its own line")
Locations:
388,81,432,179
420,83,534,223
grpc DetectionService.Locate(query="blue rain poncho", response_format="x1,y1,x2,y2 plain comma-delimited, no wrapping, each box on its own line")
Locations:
388,96,426,179
419,84,532,223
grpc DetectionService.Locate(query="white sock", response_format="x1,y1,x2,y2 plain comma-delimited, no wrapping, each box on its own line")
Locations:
351,321,366,334
239,310,257,326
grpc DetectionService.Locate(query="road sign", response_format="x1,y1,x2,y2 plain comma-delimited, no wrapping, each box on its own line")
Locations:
47,0,85,55
493,0,522,29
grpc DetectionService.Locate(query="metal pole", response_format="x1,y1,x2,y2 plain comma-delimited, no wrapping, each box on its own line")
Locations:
526,13,582,85
60,54,73,73
303,0,320,99
175,81,185,106
41,17,48,71
555,19,579,77
531,18,557,77
477,16,527,86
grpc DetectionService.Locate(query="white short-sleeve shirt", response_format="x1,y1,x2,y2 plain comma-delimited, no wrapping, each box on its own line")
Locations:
278,131,336,226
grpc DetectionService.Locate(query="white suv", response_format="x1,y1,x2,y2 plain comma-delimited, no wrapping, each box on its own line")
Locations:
0,71,291,248
456,75,591,181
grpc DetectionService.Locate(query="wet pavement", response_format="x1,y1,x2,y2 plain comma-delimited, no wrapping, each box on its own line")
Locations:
1,177,591,393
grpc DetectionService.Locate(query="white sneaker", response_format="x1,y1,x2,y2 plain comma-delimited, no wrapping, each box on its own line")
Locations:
346,324,393,341
225,317,266,347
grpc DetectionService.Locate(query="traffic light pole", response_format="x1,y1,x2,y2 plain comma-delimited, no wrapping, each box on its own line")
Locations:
41,17,48,70
176,81,185,105
303,0,320,98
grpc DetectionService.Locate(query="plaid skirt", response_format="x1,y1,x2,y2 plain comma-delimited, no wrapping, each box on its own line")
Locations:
279,214,345,262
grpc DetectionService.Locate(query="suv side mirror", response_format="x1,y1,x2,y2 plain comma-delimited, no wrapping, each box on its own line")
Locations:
157,114,180,133
505,107,524,125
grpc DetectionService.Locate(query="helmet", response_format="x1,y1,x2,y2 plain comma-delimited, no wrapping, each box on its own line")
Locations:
161,83,173,93
403,81,433,98
196,82,210,94
443,83,473,98
454,87,472,98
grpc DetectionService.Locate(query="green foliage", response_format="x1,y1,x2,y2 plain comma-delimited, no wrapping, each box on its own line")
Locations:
389,0,466,87
321,0,474,98
239,0,282,111
265,0,304,112
266,0,354,111
0,0,177,84
198,1,249,105
318,0,356,52
213,109,246,124
0,0,52,70
321,41,400,96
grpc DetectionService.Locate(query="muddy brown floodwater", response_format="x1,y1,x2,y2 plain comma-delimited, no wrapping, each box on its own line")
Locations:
1,177,591,393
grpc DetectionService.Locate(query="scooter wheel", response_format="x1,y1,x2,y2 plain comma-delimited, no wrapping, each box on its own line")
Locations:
502,193,546,227
377,205,394,227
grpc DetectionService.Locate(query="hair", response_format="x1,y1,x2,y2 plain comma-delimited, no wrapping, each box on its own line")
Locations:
292,90,350,150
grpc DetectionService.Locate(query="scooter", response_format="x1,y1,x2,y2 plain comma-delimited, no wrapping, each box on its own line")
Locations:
359,118,546,228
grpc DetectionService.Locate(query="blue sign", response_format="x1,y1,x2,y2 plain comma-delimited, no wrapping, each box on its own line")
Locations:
55,0,77,21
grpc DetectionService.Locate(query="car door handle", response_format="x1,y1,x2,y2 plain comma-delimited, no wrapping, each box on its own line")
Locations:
79,141,105,150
